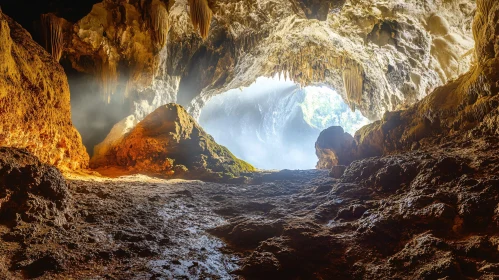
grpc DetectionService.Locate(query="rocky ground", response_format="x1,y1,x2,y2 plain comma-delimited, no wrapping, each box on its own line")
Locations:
2,127,499,279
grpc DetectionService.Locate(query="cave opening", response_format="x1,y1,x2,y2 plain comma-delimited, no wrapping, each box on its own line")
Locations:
199,76,370,170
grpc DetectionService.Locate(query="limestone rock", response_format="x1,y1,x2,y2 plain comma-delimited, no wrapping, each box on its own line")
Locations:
0,0,476,151
315,126,354,169
316,0,499,166
0,12,88,170
91,103,255,181
0,147,72,227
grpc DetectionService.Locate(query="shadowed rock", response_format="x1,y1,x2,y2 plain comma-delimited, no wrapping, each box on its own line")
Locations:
315,126,355,169
0,147,71,227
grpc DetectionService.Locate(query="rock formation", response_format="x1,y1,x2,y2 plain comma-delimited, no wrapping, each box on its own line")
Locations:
0,147,72,227
211,137,499,279
2,0,499,278
315,126,354,169
316,0,499,169
0,11,88,170
1,0,476,152
40,13,65,62
91,103,255,181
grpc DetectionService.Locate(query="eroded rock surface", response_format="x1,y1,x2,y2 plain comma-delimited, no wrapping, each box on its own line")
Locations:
0,147,71,227
91,103,255,181
317,0,499,168
210,133,499,279
2,130,499,279
0,12,88,170
0,0,476,151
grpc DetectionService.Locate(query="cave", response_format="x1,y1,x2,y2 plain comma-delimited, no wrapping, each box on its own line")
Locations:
1,0,499,279
199,76,369,170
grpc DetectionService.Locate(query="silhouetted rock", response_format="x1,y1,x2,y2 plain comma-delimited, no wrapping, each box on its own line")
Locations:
315,126,355,169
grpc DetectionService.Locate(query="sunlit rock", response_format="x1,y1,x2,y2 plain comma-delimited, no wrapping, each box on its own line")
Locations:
315,0,499,168
91,103,255,181
0,0,475,151
0,12,88,170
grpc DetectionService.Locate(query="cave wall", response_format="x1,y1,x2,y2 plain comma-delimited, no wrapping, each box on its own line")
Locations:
315,0,499,168
188,0,476,120
1,0,477,157
0,11,88,170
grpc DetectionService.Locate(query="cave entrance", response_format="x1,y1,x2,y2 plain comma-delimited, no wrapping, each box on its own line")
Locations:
199,76,370,170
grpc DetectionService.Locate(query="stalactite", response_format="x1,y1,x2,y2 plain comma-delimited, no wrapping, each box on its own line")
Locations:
188,0,213,39
40,13,64,62
342,61,364,110
98,58,118,103
150,0,169,49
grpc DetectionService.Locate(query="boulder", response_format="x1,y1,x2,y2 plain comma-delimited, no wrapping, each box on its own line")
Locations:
315,126,355,169
91,104,255,181
0,147,71,227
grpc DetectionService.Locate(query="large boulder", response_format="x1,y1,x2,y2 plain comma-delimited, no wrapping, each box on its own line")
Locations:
315,126,354,169
0,12,88,170
91,104,255,181
0,147,71,227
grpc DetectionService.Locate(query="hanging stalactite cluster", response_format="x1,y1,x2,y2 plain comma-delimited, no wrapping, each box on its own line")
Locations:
98,57,118,103
270,46,364,110
342,61,364,110
270,46,341,84
150,0,170,49
188,0,213,39
40,13,64,62
236,30,268,53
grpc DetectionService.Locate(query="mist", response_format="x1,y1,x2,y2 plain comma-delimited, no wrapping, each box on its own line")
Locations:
199,76,370,170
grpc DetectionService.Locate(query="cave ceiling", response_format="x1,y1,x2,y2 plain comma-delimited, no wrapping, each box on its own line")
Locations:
0,0,476,122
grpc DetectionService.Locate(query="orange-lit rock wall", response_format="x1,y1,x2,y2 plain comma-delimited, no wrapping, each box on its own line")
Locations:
0,12,88,170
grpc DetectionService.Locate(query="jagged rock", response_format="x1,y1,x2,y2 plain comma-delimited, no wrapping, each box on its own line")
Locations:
329,165,346,178
0,12,88,170
316,0,499,167
0,0,476,151
315,126,354,169
91,103,255,181
0,147,71,227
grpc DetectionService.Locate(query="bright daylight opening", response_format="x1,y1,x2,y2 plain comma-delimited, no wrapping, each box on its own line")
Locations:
199,76,370,170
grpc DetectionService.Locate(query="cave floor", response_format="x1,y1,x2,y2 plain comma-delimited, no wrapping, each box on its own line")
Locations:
3,134,499,279
1,168,331,279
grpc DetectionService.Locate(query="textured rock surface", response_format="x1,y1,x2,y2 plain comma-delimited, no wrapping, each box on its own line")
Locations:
2,130,499,278
315,126,354,169
91,103,255,181
0,0,475,151
317,0,499,168
210,135,499,278
0,147,72,227
0,12,88,170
